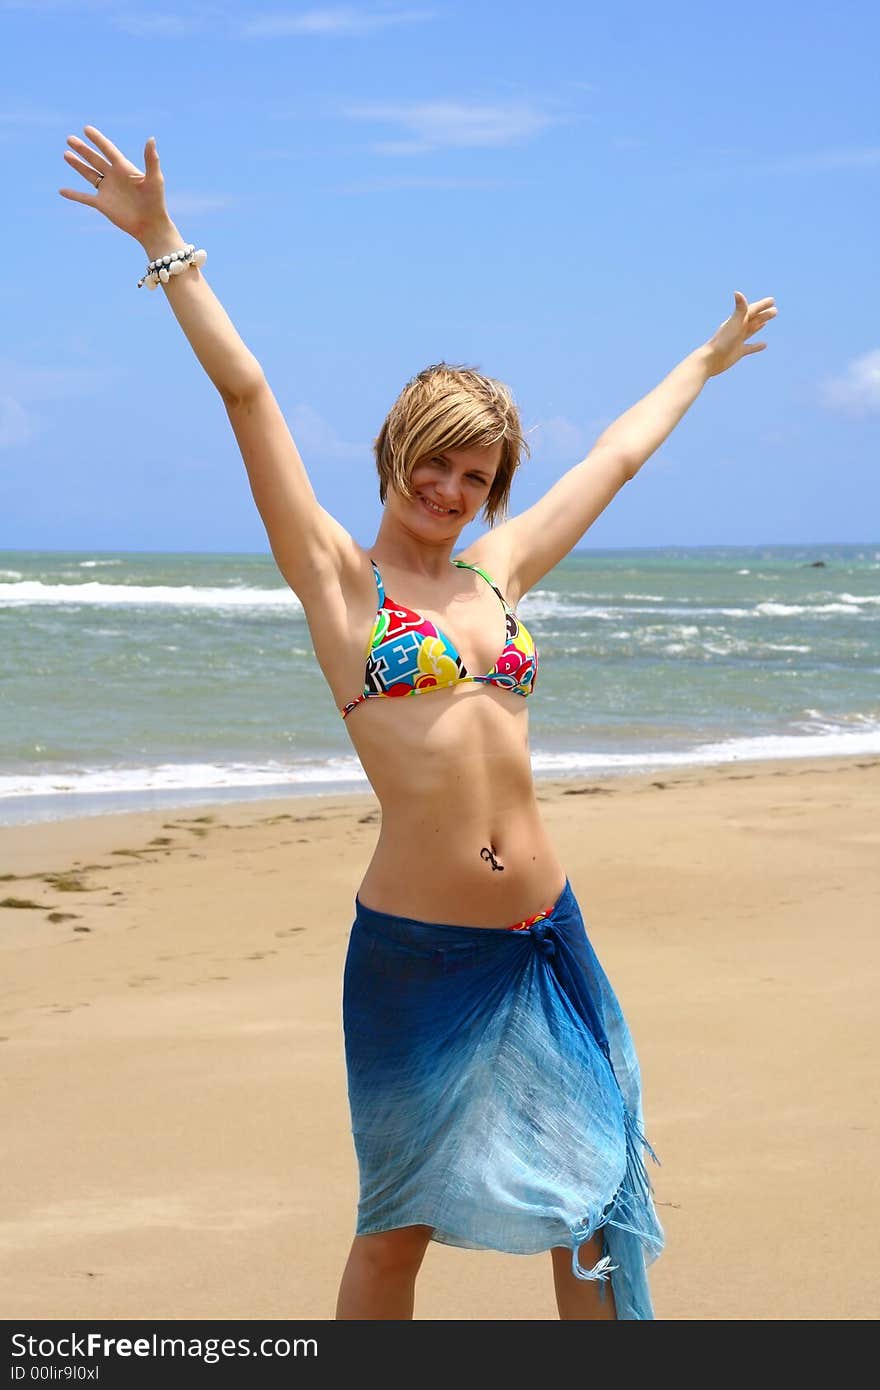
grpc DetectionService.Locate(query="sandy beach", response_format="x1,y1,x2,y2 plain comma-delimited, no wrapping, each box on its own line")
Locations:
1,754,877,1321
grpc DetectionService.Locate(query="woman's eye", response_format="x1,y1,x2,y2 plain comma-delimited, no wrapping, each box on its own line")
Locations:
427,457,485,484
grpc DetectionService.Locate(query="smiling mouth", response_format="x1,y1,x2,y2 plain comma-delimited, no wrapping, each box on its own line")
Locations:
418,494,457,516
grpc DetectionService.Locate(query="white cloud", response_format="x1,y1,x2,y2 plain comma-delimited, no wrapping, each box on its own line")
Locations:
370,140,434,157
288,403,366,461
527,416,591,461
818,349,880,416
0,0,114,9
0,1,434,37
0,108,65,127
162,192,237,215
749,147,880,175
111,12,204,36
0,359,123,452
0,360,117,402
332,173,519,194
341,100,557,153
0,395,34,450
526,414,660,467
240,6,434,38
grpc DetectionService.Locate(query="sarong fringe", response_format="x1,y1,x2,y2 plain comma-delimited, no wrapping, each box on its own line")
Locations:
570,1105,663,1283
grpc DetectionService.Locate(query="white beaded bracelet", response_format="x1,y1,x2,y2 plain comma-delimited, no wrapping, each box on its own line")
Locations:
137,243,207,290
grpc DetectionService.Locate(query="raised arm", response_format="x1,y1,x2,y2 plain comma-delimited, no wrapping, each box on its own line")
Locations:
59,126,356,600
483,293,778,601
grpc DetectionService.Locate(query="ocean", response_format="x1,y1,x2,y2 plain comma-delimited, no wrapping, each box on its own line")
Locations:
1,542,878,825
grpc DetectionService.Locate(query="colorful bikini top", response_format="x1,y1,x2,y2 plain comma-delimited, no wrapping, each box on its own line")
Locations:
341,557,538,719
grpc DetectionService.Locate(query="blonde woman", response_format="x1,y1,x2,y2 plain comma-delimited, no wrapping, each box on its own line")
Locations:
60,127,777,1322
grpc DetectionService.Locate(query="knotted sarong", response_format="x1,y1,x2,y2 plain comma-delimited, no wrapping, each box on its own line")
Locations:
342,876,665,1319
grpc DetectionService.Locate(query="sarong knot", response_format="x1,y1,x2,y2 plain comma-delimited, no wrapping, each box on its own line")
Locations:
529,919,556,957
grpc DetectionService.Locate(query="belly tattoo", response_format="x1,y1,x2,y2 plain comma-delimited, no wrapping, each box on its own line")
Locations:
480,846,504,872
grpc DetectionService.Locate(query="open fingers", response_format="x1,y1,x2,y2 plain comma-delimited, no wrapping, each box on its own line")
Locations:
743,302,777,331
66,134,110,175
58,185,99,208
63,150,103,185
744,313,776,342
82,124,132,168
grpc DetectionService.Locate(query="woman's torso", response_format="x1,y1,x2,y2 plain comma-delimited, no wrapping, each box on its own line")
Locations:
299,542,566,927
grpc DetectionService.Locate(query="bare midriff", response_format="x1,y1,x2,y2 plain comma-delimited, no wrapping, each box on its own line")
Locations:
348,682,567,928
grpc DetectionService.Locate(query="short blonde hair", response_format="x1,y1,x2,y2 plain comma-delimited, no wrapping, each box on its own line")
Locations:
374,362,530,527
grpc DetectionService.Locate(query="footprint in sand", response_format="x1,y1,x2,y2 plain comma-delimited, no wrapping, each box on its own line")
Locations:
275,927,306,937
179,818,216,836
45,874,103,895
160,817,214,838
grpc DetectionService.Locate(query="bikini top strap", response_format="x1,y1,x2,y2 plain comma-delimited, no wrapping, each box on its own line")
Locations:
369,558,385,607
453,558,509,610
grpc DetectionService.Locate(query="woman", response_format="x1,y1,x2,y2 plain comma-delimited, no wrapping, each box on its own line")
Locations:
60,127,777,1321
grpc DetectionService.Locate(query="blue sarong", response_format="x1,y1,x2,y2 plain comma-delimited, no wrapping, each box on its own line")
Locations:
342,876,665,1319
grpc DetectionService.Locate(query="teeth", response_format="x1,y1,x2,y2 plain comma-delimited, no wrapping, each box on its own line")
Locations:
420,495,452,514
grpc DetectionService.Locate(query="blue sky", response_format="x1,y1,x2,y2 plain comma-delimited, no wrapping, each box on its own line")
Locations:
1,0,878,554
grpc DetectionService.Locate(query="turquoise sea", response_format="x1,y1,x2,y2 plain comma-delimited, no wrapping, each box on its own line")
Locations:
1,542,878,825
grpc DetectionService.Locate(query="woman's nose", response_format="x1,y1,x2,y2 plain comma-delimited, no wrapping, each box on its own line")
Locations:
445,475,468,499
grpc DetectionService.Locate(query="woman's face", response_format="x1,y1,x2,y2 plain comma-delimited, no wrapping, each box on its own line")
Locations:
401,443,502,534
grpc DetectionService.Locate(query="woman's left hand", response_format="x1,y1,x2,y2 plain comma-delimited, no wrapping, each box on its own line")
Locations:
704,292,778,377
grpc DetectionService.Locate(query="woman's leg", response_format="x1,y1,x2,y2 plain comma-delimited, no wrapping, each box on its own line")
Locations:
550,1235,618,1320
335,1224,434,1319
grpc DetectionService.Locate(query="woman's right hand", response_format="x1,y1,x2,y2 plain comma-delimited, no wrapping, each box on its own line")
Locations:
58,126,170,245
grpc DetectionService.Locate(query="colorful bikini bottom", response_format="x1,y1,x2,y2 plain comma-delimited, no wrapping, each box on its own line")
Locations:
505,904,554,931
